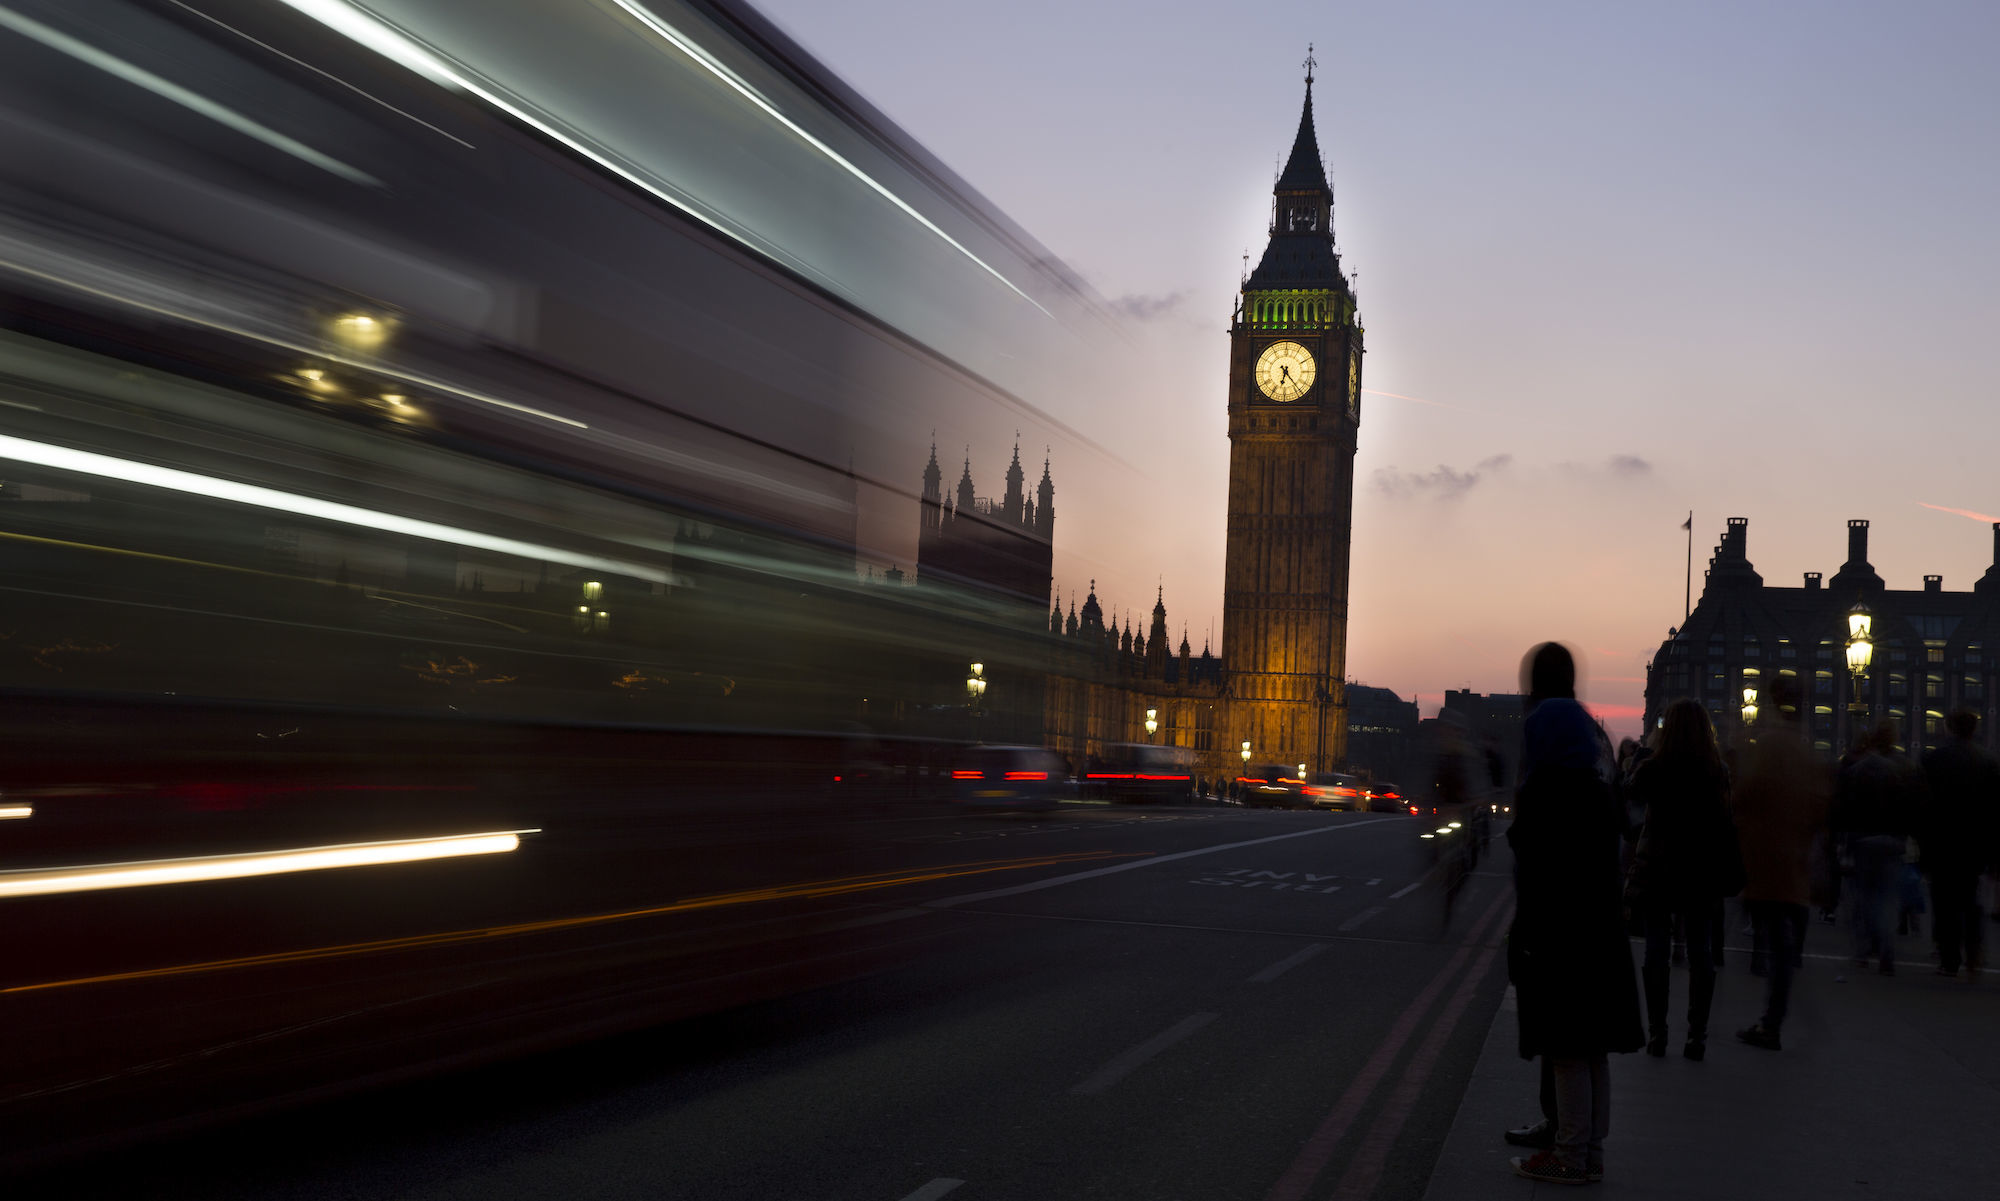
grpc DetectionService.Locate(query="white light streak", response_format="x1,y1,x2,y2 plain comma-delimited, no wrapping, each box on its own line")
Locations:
606,0,1051,318
0,433,671,584
277,1,1048,318
0,804,32,820
0,829,534,898
0,5,379,187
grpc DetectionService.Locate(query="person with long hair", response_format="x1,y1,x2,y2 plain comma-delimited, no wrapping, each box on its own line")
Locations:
1626,699,1741,1061
1505,642,1643,1185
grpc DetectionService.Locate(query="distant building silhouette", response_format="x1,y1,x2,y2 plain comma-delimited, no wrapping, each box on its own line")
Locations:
916,441,1053,617
1645,518,2000,755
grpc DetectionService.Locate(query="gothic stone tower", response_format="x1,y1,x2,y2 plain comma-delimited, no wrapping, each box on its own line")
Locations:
1221,63,1363,774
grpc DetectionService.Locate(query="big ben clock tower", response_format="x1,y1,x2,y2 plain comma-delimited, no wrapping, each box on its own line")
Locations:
1222,53,1363,775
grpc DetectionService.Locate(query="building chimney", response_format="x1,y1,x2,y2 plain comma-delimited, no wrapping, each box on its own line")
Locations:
1728,517,1748,557
1925,575,1943,594
1804,572,1822,590
1847,519,1870,566
1993,522,2000,570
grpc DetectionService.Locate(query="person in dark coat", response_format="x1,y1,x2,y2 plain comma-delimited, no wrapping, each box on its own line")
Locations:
1626,699,1738,1060
1506,642,1644,1186
1919,708,2000,978
1834,722,1919,976
1731,675,1826,1050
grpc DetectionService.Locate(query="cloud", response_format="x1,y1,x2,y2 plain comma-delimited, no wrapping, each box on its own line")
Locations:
1608,454,1651,477
1374,454,1510,501
1108,291,1186,321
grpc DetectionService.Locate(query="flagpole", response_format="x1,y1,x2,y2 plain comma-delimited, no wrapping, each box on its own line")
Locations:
1684,510,1693,620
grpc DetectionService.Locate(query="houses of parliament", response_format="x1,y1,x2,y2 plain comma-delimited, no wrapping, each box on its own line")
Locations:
909,67,1364,780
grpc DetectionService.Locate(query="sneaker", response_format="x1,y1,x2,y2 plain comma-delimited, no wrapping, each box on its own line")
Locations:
1737,1021,1781,1050
1511,1152,1592,1186
1504,1118,1554,1149
1683,1038,1706,1062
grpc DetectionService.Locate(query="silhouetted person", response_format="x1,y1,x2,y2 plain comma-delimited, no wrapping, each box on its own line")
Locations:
1835,722,1919,976
1505,642,1642,1185
1731,675,1825,1050
1920,708,1999,978
1627,699,1739,1060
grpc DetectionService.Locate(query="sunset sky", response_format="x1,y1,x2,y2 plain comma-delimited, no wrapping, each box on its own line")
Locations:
759,0,2000,737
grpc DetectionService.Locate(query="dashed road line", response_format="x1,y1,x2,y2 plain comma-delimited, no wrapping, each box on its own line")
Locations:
1337,906,1386,932
1387,880,1425,900
1070,1012,1219,1095
927,818,1395,909
1366,878,1381,886
1248,943,1328,983
1262,889,1513,1201
897,1180,965,1201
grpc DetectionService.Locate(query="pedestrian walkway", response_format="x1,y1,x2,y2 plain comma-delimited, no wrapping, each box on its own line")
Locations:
1422,926,2000,1200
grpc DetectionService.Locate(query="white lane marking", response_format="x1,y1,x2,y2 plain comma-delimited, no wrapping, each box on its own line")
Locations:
1338,906,1387,932
1071,1012,1219,1096
1387,880,1425,900
1366,878,1382,886
897,1180,965,1201
1249,943,1328,983
926,818,1395,908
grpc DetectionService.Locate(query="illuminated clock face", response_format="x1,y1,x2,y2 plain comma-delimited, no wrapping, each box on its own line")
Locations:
1254,340,1316,402
1347,351,1360,416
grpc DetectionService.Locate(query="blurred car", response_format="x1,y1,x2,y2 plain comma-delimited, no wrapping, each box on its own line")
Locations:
1362,781,1408,813
1303,772,1365,810
949,746,1068,812
1084,742,1196,803
1237,763,1306,808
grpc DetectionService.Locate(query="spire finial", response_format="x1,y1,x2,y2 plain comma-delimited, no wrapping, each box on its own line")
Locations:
1303,43,1316,86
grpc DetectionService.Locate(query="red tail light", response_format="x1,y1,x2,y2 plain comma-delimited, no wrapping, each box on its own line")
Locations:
1409,806,1420,815
1137,773,1192,781
1004,771,1047,781
1334,786,1359,797
1382,792,1400,800
1303,786,1325,796
951,770,982,780
1088,772,1135,780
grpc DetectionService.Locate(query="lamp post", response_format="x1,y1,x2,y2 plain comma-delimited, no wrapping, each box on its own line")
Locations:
1845,601,1873,734
966,661,986,718
1144,708,1158,741
1740,685,1759,729
1240,740,1252,765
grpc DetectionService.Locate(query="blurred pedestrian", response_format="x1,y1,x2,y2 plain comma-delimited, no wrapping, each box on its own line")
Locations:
1733,676,1827,1050
1835,722,1920,976
1626,699,1741,1061
1920,708,2000,979
1505,642,1642,1186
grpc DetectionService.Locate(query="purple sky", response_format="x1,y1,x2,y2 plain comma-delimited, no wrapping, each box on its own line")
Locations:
757,0,2000,735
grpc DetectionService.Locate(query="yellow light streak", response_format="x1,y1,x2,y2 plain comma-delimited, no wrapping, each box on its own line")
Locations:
2,849,1142,995
0,829,534,900
0,804,31,820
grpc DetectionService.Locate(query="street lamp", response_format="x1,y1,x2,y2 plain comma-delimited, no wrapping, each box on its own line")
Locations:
1740,685,1759,727
1845,601,1873,720
966,661,986,707
1144,708,1158,739
1240,740,1252,764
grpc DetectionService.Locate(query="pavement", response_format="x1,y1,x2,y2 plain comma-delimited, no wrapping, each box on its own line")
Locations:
1422,916,2000,1201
